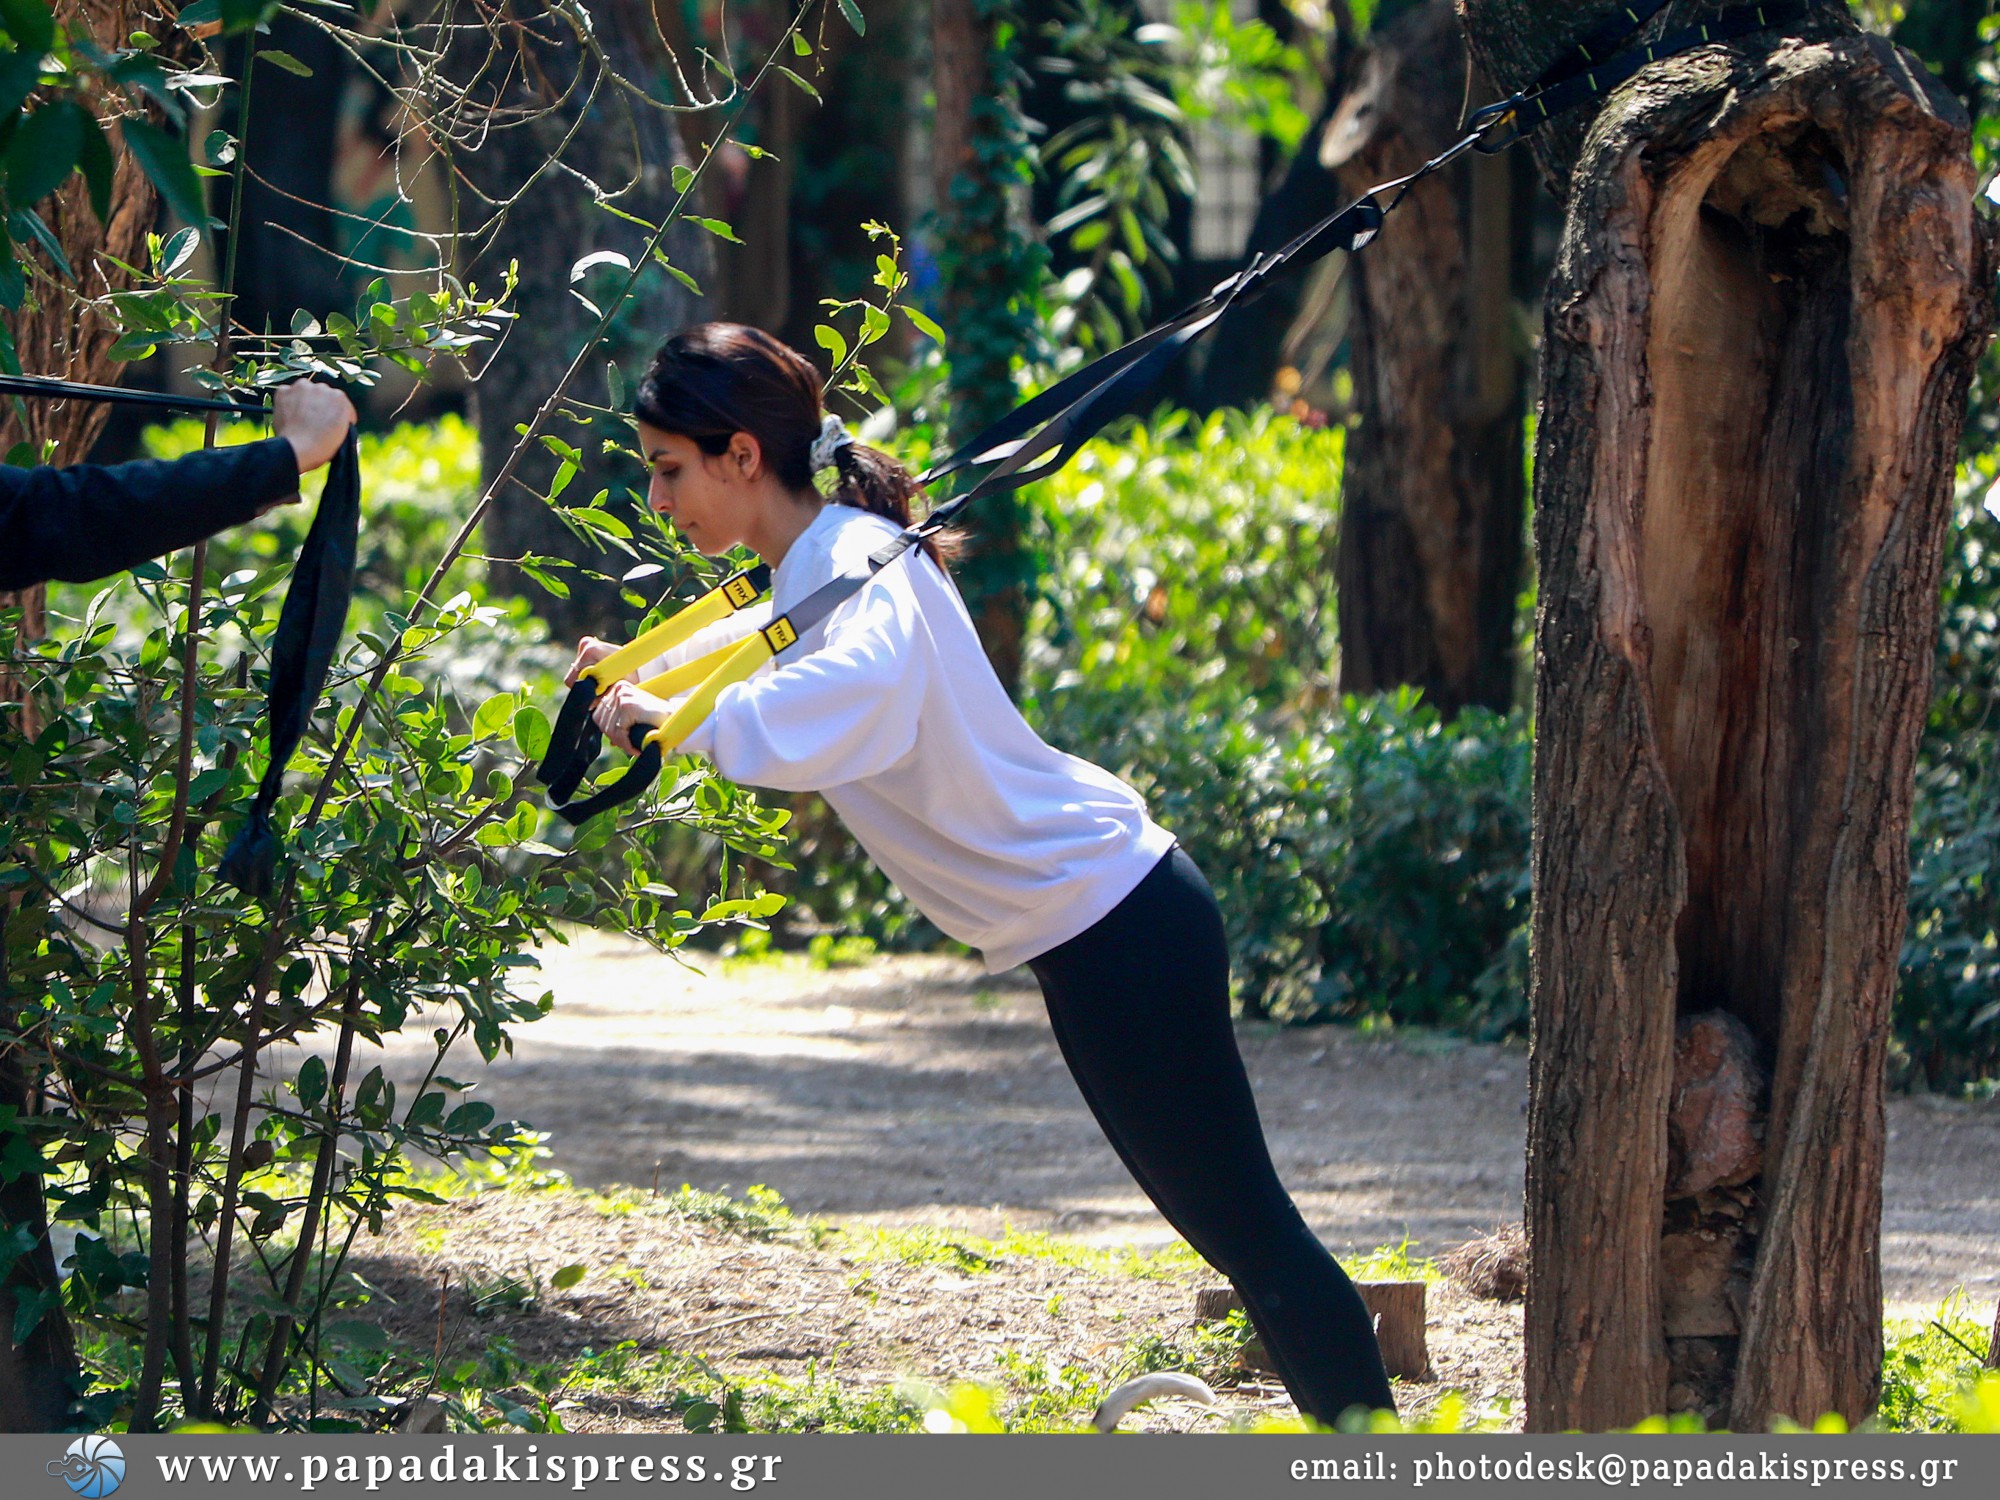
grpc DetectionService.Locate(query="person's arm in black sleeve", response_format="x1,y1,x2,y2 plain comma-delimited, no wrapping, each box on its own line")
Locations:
0,436,301,591
0,438,304,592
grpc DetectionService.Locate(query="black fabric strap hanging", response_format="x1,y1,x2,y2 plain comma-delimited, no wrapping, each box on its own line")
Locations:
219,427,362,897
548,0,1812,828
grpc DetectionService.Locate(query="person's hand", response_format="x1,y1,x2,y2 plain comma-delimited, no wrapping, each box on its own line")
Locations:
565,637,633,687
273,381,356,475
590,680,673,752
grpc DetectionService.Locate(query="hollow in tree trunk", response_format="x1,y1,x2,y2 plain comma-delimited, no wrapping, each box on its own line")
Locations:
1456,0,1994,1430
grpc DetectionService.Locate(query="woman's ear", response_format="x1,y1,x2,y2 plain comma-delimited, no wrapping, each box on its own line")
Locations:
727,430,764,481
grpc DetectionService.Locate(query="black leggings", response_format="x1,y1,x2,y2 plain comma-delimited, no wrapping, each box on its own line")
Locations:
1028,846,1396,1425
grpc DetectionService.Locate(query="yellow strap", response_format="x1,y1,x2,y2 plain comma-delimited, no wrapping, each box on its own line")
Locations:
583,571,765,686
636,637,747,701
635,627,781,753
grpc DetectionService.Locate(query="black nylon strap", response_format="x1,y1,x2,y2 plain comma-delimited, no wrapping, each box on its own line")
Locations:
219,427,362,897
1470,2,1813,151
0,372,268,417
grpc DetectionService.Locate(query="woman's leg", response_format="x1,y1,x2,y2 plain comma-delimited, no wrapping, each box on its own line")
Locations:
1028,847,1395,1425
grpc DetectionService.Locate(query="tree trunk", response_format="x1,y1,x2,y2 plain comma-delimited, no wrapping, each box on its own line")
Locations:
934,0,1038,693
1457,0,1993,1430
0,0,163,1431
445,0,708,640
1188,26,1352,415
219,14,351,339
1325,2,1528,715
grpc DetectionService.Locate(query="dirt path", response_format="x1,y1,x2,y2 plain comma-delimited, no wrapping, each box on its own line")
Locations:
375,931,1998,1320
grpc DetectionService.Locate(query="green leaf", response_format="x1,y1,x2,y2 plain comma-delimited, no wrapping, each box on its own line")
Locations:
791,32,810,56
0,51,41,132
7,207,70,280
670,164,694,194
814,324,848,366
551,1264,586,1291
0,0,54,54
903,306,946,346
512,706,552,762
158,225,200,277
443,1101,495,1134
606,361,627,410
295,1055,327,1110
121,118,210,229
473,693,517,739
687,216,741,244
568,506,632,541
218,0,279,33
836,0,865,36
258,49,315,77
656,257,702,296
774,65,821,102
517,558,571,600
76,114,114,224
186,765,232,802
6,102,85,209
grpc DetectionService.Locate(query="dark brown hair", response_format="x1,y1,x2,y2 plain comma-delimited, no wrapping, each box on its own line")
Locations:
633,322,946,564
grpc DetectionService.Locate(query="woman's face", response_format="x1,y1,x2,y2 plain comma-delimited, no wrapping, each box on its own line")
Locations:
637,422,759,555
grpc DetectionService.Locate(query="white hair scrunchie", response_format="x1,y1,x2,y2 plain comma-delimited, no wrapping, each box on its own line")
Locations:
809,413,854,475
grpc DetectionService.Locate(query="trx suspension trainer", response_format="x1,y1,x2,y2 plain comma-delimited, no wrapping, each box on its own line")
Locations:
538,0,1812,827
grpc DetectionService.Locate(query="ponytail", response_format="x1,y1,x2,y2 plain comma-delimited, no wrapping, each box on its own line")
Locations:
829,441,954,567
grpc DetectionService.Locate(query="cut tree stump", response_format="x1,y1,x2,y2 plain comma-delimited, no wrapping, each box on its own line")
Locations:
1196,1282,1431,1381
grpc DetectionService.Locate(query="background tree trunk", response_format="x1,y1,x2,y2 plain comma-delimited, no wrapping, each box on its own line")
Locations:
219,15,350,340
0,0,163,1432
1457,0,1993,1429
934,0,1040,693
1324,1,1528,715
446,3,709,640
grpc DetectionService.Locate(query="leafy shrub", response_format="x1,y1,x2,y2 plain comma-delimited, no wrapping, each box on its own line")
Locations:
4,425,788,1430
1092,690,1531,1027
1023,406,1345,726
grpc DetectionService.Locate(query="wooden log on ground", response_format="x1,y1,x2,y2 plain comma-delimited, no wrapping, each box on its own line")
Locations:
1196,1282,1431,1381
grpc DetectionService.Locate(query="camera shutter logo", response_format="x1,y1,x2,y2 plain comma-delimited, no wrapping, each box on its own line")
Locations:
46,1435,125,1498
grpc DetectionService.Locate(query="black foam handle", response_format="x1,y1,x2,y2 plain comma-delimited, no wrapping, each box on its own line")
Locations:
554,741,665,827
538,678,603,802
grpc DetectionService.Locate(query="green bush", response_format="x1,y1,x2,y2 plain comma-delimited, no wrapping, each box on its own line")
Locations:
1023,406,1345,726
5,419,788,1429
1092,691,1531,1027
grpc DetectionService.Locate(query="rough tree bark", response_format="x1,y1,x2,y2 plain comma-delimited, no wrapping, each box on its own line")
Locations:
1456,0,1993,1430
1324,1,1528,715
0,0,164,1432
444,0,708,640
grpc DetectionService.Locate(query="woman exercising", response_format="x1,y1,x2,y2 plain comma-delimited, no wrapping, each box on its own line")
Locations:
567,323,1395,1426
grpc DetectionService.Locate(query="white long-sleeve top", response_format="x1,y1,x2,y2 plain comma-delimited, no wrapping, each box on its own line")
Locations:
642,503,1175,972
